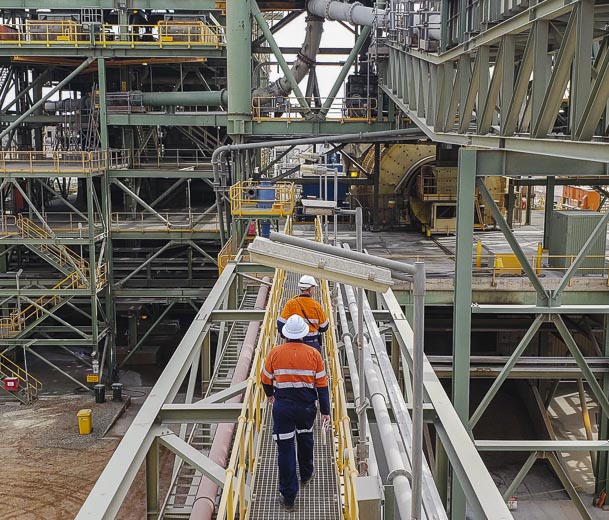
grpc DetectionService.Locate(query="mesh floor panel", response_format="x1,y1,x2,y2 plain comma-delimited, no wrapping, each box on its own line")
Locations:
247,412,341,519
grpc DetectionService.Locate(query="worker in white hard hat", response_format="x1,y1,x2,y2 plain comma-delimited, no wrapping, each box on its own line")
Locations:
277,275,329,353
261,314,331,511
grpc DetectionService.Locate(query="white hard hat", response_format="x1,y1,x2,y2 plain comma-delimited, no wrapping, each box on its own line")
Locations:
298,275,318,290
283,314,310,340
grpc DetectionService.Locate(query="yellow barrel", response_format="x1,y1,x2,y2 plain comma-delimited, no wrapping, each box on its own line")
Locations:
77,408,92,435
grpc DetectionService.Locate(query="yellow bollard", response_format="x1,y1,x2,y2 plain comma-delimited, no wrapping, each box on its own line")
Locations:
476,241,482,268
536,242,543,275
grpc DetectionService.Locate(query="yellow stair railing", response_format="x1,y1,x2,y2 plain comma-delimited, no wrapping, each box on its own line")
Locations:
216,218,291,520
315,217,359,519
0,262,107,337
0,352,42,403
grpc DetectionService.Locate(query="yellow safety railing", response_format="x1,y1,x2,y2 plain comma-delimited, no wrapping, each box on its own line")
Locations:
110,212,219,233
315,217,359,520
17,216,89,273
216,218,292,520
252,97,378,123
1,271,79,337
0,352,42,402
0,150,106,174
0,22,225,48
229,181,295,218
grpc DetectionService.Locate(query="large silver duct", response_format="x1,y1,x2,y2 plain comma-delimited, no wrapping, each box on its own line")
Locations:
253,15,324,99
307,0,387,27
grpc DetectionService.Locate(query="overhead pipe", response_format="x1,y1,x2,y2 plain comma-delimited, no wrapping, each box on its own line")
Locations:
307,0,387,27
268,231,416,279
210,128,424,247
131,90,228,108
189,278,271,520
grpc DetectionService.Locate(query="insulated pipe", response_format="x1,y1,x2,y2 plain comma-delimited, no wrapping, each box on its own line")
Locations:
252,15,324,100
189,278,271,520
343,276,446,520
211,128,424,195
307,0,387,27
341,284,414,520
336,289,379,476
130,90,229,108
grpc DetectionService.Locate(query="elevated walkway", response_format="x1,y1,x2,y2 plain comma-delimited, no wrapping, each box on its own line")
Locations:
247,272,341,519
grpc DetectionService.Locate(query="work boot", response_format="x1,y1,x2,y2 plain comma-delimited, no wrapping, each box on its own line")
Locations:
301,469,316,487
279,495,295,512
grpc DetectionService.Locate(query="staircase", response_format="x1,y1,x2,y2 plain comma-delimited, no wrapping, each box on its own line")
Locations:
17,216,89,282
0,271,84,338
0,216,107,338
160,292,260,518
0,352,42,404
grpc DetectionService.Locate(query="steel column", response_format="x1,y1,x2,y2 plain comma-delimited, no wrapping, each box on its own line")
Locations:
451,149,477,520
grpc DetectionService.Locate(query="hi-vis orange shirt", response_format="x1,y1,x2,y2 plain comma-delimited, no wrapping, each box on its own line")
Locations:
277,294,329,344
260,341,330,415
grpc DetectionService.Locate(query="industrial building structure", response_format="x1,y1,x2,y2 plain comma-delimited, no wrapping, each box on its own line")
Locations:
0,0,609,518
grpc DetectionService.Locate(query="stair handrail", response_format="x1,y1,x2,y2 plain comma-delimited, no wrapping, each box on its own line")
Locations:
0,271,81,335
0,352,42,402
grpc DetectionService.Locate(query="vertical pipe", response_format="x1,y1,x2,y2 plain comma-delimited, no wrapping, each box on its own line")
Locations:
189,279,270,520
411,261,425,520
98,58,116,379
543,176,555,249
333,168,338,245
355,207,367,462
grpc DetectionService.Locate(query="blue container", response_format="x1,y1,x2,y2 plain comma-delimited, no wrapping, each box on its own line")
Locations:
258,181,275,209
260,220,271,238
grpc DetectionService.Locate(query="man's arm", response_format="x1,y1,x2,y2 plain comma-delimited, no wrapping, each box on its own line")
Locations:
314,353,330,416
317,303,329,333
260,353,275,398
276,300,292,337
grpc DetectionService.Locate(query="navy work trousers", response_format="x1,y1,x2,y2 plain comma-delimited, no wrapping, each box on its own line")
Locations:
272,399,317,504
303,336,322,354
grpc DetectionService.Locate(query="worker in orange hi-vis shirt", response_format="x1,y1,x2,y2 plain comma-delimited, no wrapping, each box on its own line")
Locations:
261,314,331,512
277,275,329,353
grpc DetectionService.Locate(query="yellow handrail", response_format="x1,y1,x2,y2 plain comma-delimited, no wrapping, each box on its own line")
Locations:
229,181,295,218
216,219,291,520
315,217,359,520
0,352,42,402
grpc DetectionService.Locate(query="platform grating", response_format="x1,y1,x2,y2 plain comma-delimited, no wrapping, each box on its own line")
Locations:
247,411,341,519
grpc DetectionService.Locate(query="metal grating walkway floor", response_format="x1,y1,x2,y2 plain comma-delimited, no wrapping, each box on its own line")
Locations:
247,272,342,520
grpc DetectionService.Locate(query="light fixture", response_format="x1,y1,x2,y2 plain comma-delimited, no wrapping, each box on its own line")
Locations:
247,238,393,292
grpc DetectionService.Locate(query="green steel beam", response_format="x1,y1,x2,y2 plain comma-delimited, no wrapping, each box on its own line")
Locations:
226,0,252,134
107,113,228,127
77,262,237,518
468,315,544,429
450,149,477,520
159,402,242,422
250,120,394,135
